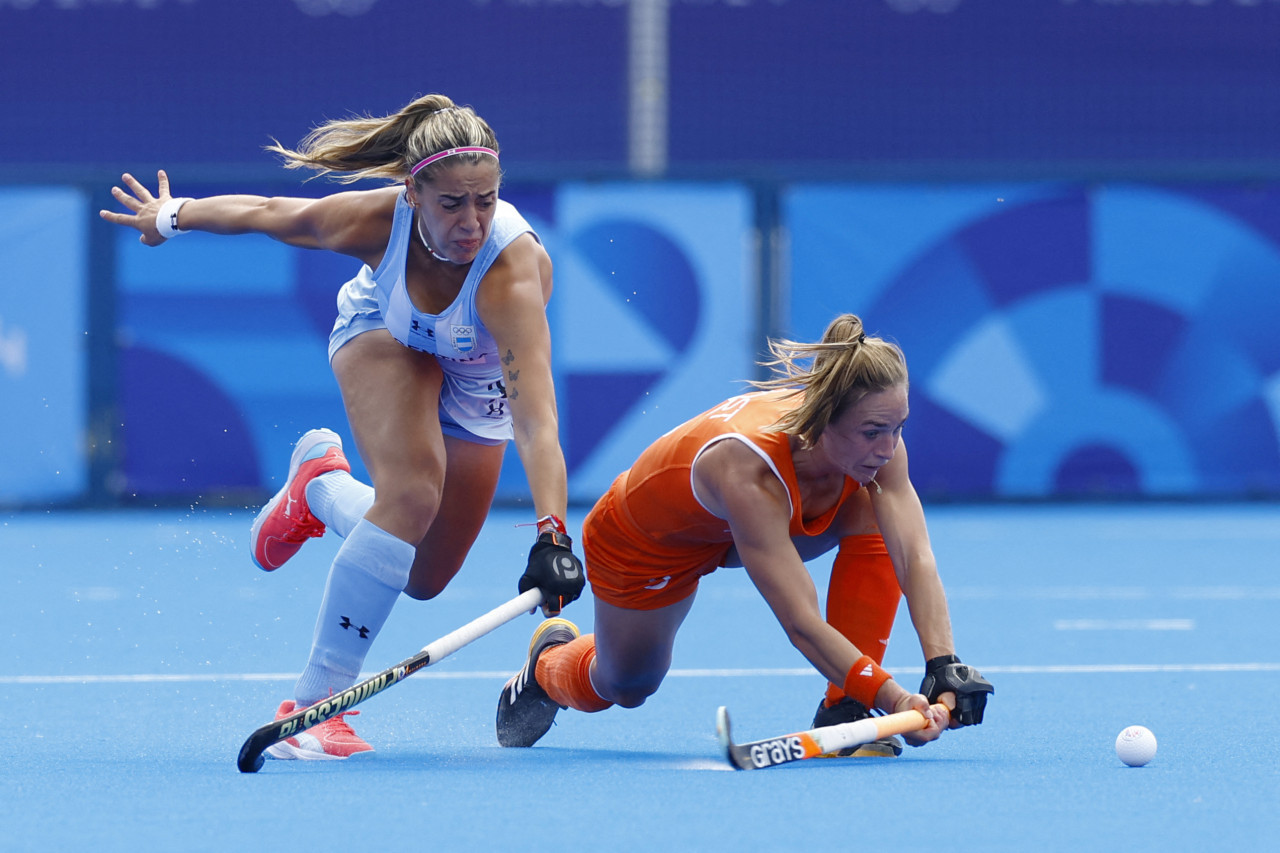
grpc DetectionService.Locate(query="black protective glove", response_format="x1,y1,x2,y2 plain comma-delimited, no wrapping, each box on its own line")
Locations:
919,654,994,726
519,530,585,615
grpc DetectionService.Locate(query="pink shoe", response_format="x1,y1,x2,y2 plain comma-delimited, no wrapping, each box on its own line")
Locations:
250,428,350,571
264,699,374,761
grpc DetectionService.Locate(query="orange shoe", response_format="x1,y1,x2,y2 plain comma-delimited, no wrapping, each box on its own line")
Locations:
250,429,350,571
264,699,374,761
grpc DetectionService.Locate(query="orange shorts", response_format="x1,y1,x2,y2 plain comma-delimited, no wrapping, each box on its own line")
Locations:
582,485,729,611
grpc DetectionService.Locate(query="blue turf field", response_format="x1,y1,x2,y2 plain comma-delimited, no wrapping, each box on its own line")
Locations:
3,503,1278,851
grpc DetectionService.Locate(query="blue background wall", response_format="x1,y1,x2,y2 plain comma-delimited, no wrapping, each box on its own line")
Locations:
787,183,1280,499
4,1,1278,178
0,188,88,503
2,0,1279,505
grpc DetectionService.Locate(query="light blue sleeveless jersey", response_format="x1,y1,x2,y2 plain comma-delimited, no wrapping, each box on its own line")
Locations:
330,192,539,442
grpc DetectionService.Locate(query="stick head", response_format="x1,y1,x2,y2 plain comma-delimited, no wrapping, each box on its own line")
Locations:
237,740,267,773
715,706,734,753
716,706,753,770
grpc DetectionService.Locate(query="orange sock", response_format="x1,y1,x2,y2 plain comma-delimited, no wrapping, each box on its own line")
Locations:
822,535,902,708
535,634,613,713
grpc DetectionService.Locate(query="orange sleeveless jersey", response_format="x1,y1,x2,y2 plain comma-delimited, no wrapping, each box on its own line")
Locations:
582,390,860,610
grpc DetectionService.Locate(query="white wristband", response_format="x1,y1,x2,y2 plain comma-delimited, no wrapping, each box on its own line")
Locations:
156,197,194,239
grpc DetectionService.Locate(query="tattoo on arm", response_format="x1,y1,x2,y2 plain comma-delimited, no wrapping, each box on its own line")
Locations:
502,351,520,399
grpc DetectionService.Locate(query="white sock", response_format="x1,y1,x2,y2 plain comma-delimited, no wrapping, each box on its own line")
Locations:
306,470,375,540
294,518,414,707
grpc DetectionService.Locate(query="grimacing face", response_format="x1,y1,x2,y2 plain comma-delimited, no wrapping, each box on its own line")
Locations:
405,159,501,265
817,384,909,485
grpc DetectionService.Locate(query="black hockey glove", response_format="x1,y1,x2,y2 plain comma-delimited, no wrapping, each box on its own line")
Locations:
919,655,994,726
519,530,585,615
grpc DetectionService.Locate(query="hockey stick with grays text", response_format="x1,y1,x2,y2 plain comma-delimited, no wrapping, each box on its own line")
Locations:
237,588,543,772
715,703,948,770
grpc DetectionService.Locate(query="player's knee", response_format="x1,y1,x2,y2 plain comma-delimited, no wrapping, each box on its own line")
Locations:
608,687,653,709
402,557,463,601
400,478,445,521
401,577,442,601
373,478,444,541
403,586,444,601
595,671,663,708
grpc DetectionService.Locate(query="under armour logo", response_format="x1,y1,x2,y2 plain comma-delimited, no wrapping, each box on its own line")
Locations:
339,616,370,639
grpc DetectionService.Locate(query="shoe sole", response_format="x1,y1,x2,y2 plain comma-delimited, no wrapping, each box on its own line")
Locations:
852,739,903,758
249,428,343,571
265,741,348,761
265,740,371,761
528,617,579,656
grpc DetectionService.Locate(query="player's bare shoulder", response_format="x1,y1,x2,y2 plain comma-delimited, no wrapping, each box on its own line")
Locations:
694,437,785,520
306,185,401,261
486,230,553,303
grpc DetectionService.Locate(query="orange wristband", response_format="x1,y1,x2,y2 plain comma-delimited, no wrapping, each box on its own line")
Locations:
842,655,893,708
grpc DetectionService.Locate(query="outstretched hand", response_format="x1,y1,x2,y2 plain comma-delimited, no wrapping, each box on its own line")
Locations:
99,170,174,246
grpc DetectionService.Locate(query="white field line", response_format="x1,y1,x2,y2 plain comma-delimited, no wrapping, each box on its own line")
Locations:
4,661,1279,685
946,586,1280,600
1053,618,1196,631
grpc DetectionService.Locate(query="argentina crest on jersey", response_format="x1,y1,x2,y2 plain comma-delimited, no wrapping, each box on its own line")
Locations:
450,324,476,354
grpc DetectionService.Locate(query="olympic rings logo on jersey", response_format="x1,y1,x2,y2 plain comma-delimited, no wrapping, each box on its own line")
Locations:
451,325,476,354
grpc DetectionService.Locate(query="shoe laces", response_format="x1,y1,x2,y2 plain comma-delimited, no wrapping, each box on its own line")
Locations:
286,519,324,541
319,709,360,735
280,505,324,542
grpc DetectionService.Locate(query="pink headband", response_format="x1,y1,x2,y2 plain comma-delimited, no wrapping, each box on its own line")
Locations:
409,146,499,177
